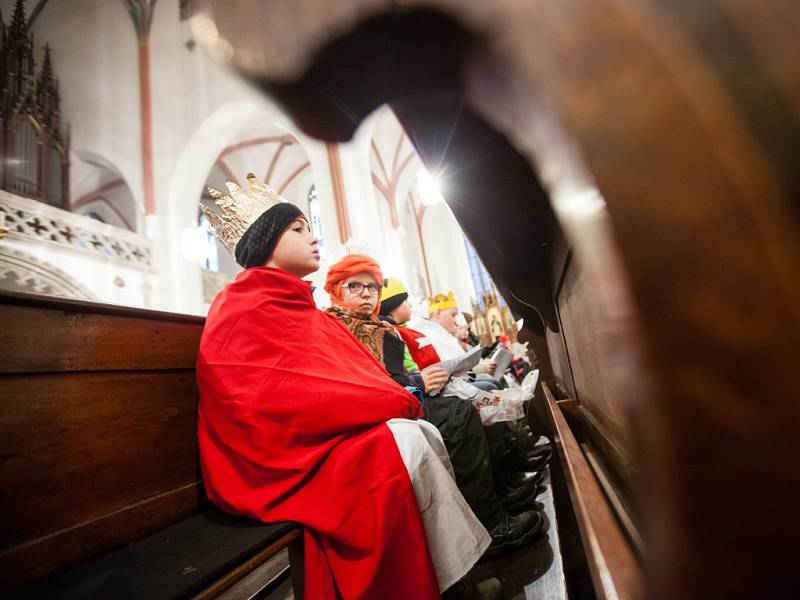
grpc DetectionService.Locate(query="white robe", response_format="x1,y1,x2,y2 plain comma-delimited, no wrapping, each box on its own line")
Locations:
386,418,491,592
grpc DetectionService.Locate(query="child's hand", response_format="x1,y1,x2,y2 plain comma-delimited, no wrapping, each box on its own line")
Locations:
421,366,449,394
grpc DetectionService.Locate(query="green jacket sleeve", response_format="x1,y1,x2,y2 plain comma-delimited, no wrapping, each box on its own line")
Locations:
403,345,419,373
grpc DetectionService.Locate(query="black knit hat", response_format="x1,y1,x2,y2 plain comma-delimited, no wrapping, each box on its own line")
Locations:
234,203,304,268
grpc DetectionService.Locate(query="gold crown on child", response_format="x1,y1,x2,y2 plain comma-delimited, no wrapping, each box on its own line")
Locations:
428,291,457,313
201,173,287,255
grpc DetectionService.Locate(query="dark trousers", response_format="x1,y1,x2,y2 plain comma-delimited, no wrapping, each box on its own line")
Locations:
423,395,505,529
484,422,515,463
484,422,517,490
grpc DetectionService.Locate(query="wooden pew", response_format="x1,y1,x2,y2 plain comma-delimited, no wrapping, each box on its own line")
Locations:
204,1,800,597
539,382,642,600
0,291,303,598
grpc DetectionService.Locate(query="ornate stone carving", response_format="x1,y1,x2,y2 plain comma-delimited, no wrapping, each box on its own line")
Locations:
0,190,153,268
0,244,95,299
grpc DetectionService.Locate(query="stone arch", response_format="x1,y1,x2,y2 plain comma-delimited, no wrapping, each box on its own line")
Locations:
369,108,423,229
162,100,317,311
71,150,140,232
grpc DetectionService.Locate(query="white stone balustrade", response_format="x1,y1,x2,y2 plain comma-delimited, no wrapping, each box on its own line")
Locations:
0,191,153,268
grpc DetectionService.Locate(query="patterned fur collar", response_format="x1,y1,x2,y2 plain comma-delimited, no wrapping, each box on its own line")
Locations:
325,305,398,366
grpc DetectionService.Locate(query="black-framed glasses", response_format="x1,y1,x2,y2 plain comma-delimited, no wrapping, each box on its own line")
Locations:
342,282,381,296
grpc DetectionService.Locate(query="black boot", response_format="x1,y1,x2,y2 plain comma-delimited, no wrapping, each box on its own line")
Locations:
485,509,544,557
499,480,539,514
526,445,553,463
501,446,550,473
503,469,544,490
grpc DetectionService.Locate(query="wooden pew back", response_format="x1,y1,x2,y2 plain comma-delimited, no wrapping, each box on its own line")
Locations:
0,292,206,587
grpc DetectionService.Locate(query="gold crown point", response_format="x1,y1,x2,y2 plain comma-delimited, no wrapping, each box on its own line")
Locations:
428,291,458,314
202,173,290,257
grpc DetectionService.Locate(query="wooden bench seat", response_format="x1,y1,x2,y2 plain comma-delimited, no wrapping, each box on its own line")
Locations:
0,291,302,598
25,512,300,600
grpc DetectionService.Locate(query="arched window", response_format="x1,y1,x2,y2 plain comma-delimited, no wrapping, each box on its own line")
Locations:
13,118,40,197
197,209,220,271
307,185,325,258
463,236,506,309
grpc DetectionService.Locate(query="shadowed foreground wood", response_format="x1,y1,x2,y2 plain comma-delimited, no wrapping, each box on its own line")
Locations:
196,0,800,596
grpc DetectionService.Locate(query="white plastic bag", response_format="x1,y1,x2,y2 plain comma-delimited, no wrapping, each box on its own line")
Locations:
478,369,539,425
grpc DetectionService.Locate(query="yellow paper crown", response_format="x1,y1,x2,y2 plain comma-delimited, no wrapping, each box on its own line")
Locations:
428,291,457,315
381,277,408,303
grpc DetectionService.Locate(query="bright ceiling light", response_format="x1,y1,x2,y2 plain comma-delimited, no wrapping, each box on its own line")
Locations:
417,169,445,206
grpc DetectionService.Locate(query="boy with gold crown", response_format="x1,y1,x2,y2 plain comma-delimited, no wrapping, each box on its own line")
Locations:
196,174,493,599
407,288,553,492
409,292,497,378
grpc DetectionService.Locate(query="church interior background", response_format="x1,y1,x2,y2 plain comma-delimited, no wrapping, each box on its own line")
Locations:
0,0,519,343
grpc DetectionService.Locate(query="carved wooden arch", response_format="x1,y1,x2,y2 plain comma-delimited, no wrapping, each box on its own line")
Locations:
197,2,800,599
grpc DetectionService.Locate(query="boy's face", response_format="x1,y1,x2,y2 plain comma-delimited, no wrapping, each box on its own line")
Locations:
266,217,320,277
390,300,412,323
432,307,459,335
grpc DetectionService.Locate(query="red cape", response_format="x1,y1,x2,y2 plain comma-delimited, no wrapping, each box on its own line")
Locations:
197,267,439,599
396,325,441,369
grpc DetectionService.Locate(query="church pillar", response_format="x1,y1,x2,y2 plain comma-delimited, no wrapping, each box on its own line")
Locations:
124,1,157,217
325,142,351,244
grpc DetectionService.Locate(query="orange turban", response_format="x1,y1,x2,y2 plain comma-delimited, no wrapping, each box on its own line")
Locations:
324,254,384,315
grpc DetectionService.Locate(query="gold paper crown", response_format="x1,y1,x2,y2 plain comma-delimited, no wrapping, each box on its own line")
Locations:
428,291,457,315
201,173,287,255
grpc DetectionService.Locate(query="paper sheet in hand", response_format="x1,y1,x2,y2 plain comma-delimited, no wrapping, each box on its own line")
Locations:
489,347,513,377
430,345,484,377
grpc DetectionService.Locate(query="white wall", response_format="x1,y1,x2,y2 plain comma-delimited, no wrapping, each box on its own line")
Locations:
14,1,479,315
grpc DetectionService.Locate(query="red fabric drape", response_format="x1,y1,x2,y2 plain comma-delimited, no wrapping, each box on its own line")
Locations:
396,325,441,369
197,267,439,599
